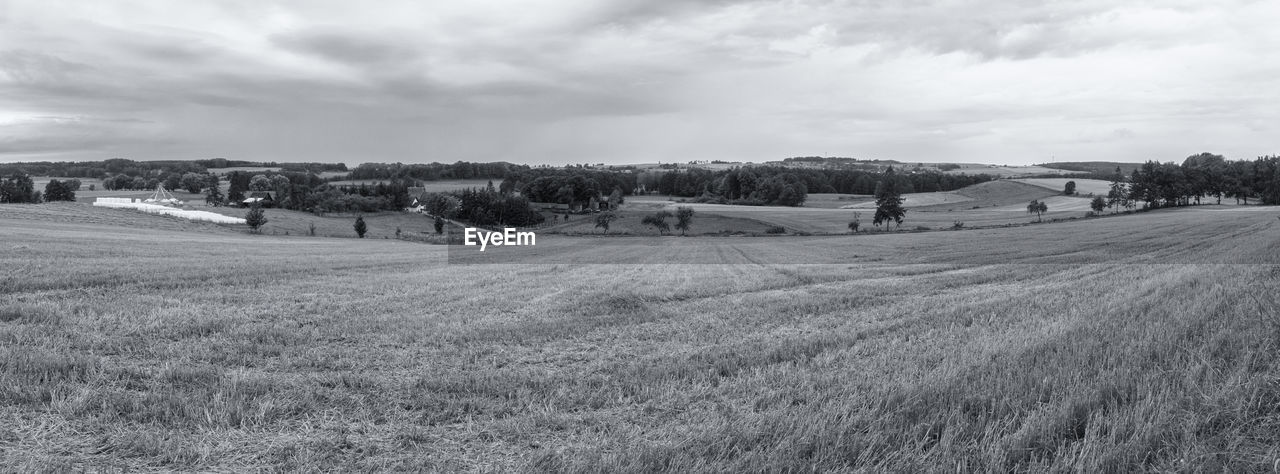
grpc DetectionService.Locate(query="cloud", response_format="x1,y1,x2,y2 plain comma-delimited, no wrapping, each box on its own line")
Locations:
0,0,1278,165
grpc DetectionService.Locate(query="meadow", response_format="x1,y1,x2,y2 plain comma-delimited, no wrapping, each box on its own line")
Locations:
630,181,1102,234
2,201,1278,471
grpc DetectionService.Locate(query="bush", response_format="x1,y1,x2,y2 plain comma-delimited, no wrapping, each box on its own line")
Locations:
354,216,367,238
765,226,786,234
952,221,965,229
244,205,267,233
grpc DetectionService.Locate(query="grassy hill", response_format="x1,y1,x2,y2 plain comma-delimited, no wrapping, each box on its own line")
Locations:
2,202,1279,471
1038,161,1142,176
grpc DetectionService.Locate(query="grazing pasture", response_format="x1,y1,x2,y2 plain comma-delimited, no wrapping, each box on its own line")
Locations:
1,203,1278,471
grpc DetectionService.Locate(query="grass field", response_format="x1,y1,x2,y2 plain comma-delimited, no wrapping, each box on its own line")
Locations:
629,181,1086,234
1,202,1279,471
942,164,1085,177
1011,178,1114,196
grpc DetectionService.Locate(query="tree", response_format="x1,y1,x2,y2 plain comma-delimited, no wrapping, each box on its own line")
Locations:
1090,196,1106,213
872,167,906,229
270,175,291,205
609,187,624,210
848,211,861,233
245,204,267,233
0,173,37,203
1063,181,1076,195
204,175,223,206
1027,199,1047,222
594,211,616,234
1106,167,1129,213
641,210,673,235
674,206,695,236
43,179,75,202
249,174,272,192
354,215,367,238
422,193,461,218
180,172,205,194
433,215,445,234
227,171,249,204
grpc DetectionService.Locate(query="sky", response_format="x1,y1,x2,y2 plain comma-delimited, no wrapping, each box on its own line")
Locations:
1,0,1278,166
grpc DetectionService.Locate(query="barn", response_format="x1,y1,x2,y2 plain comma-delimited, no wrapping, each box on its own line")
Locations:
241,191,275,207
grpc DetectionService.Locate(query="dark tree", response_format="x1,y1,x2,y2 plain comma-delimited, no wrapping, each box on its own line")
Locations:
872,167,906,229
1107,167,1129,212
181,172,205,194
1063,181,1077,195
674,206,695,235
0,173,37,203
245,205,267,233
354,215,367,238
1027,199,1048,222
434,215,445,234
1090,196,1106,213
44,179,75,202
204,175,223,206
227,171,249,204
594,211,616,234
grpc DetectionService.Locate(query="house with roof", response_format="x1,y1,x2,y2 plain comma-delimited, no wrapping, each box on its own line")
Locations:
241,191,275,207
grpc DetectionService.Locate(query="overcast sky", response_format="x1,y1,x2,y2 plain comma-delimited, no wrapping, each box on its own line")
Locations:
1,1,1277,166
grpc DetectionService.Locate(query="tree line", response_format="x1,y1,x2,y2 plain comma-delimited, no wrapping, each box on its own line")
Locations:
505,168,637,205
416,186,544,229
221,171,416,213
1126,154,1280,207
346,161,527,181
0,158,343,181
634,166,995,207
0,174,81,203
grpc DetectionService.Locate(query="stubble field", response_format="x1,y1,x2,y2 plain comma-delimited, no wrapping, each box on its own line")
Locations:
1,203,1279,471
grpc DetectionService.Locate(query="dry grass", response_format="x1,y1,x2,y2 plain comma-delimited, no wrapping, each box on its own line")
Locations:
1,203,1279,471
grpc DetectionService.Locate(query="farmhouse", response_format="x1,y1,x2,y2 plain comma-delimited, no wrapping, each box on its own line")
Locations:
241,191,275,207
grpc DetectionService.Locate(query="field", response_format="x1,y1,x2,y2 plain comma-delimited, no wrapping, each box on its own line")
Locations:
628,181,1090,234
2,201,1279,471
1011,178,1114,196
942,164,1084,177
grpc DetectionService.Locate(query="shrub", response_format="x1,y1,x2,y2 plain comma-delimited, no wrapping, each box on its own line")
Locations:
354,216,367,238
765,226,786,234
952,221,965,229
245,205,267,233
